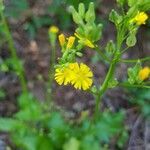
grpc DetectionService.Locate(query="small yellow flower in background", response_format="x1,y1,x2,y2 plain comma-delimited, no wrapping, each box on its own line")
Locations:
55,67,71,85
69,63,93,90
58,34,66,47
131,12,148,25
138,67,150,81
54,62,93,90
49,26,59,33
66,36,75,49
75,33,95,48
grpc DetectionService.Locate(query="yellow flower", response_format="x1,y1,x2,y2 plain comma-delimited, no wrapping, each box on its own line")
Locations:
66,36,75,49
69,63,93,90
132,12,148,25
54,63,93,90
58,34,66,47
49,26,59,33
54,67,71,85
75,33,95,48
138,67,150,81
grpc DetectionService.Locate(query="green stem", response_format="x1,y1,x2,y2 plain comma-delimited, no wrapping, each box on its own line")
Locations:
94,29,124,120
118,82,150,89
47,42,56,105
95,46,111,63
120,57,150,63
0,7,27,92
94,52,120,119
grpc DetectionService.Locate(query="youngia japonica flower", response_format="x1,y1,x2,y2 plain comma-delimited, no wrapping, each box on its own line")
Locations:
55,63,93,90
132,12,148,25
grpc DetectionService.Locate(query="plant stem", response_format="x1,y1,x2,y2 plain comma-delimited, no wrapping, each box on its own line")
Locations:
47,43,56,105
118,82,150,89
95,46,111,63
120,57,150,63
94,29,124,120
0,7,27,93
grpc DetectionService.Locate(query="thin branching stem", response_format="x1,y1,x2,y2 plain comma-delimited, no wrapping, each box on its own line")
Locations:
120,56,150,63
0,4,27,93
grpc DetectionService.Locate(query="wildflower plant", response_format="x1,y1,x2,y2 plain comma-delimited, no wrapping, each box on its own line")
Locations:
0,0,150,149
54,1,150,119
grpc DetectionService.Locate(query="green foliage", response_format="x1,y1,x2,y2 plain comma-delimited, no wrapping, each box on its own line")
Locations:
0,88,6,100
109,9,122,26
127,61,142,84
4,0,29,18
69,2,103,45
126,32,137,47
0,92,127,149
129,88,150,117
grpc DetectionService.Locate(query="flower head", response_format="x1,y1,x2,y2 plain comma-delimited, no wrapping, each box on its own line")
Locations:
54,63,93,90
49,26,59,33
54,67,71,85
138,67,150,81
131,12,148,25
69,63,93,90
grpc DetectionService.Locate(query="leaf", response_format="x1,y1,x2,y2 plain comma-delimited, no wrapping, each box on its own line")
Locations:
0,118,19,132
105,40,116,54
126,33,137,47
127,61,142,84
63,137,80,150
78,3,85,18
128,0,137,7
85,2,95,23
108,78,118,88
109,9,122,25
69,6,83,25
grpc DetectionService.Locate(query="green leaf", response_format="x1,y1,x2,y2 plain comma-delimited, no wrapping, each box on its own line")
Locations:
78,3,85,18
69,6,83,25
37,136,53,150
105,40,116,54
128,0,137,7
0,118,19,132
94,111,125,142
127,61,142,84
108,78,118,88
126,33,137,47
63,137,80,150
85,2,95,23
109,9,122,25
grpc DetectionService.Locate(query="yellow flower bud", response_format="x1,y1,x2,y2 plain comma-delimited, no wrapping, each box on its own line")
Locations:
58,34,66,47
84,39,95,48
74,33,95,48
66,36,75,49
138,67,150,81
49,26,59,33
132,12,148,25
